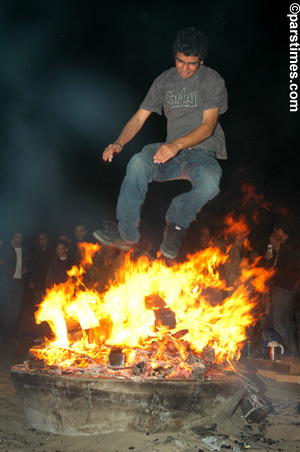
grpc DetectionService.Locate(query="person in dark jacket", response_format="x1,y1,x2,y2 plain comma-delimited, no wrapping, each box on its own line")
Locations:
73,223,96,264
0,231,31,339
29,232,53,304
46,239,74,288
268,223,300,355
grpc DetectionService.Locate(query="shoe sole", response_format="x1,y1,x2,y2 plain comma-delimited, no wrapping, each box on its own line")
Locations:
93,231,132,252
160,244,178,260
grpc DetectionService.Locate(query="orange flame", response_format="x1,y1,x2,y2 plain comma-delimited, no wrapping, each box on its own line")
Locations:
241,182,290,220
32,235,274,374
224,212,251,240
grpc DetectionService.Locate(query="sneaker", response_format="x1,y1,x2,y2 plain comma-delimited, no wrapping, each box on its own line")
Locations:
160,223,187,260
93,221,132,251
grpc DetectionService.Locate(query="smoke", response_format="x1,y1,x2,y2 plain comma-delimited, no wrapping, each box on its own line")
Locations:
0,2,136,239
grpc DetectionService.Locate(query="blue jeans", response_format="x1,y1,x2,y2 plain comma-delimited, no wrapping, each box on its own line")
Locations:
116,143,222,243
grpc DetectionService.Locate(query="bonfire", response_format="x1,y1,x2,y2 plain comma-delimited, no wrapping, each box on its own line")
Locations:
29,216,273,380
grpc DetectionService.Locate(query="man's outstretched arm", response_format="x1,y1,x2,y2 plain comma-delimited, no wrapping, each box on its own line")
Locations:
153,107,220,164
102,108,152,162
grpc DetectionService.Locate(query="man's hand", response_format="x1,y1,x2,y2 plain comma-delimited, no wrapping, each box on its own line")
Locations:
153,142,181,164
102,108,152,164
102,143,123,163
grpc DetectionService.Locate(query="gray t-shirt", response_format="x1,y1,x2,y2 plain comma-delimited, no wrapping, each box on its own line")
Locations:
140,65,228,159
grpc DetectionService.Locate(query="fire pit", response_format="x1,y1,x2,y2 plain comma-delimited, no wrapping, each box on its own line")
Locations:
11,241,272,435
11,364,246,435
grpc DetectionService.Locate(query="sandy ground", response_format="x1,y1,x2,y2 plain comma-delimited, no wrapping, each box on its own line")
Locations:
1,295,300,452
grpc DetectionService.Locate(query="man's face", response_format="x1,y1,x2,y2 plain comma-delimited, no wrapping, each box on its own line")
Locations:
273,228,283,242
269,234,281,253
75,225,87,242
175,52,202,79
38,234,48,249
56,244,68,259
199,228,211,248
12,233,23,248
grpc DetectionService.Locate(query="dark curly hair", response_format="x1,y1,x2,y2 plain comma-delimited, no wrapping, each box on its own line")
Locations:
173,27,208,61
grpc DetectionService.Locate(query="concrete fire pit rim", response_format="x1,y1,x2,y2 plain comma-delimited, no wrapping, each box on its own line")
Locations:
11,365,240,385
11,364,247,435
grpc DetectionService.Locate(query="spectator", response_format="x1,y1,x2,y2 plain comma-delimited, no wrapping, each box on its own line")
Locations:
250,233,282,356
46,239,74,288
224,233,248,289
73,223,96,264
198,226,213,251
268,223,300,355
0,231,31,339
261,233,281,317
29,232,53,304
58,232,75,261
264,233,281,269
74,224,93,243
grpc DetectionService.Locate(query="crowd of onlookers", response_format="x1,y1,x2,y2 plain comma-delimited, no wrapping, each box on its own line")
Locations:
193,221,300,358
175,219,300,358
0,220,299,359
0,224,96,341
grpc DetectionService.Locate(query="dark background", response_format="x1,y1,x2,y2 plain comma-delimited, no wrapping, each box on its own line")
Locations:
0,0,299,248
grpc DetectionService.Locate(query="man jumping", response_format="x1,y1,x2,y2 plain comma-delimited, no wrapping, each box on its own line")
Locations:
94,27,228,260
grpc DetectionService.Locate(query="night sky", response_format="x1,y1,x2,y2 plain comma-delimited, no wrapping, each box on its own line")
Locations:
0,0,299,245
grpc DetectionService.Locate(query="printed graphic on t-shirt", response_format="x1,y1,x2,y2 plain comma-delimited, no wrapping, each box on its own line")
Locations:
165,88,197,108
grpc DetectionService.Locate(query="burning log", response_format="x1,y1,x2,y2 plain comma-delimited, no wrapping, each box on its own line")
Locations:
144,293,166,309
155,307,176,329
190,364,206,381
28,351,46,370
108,348,125,368
186,354,211,379
67,318,114,345
85,317,113,344
145,294,176,330
200,345,216,363
131,361,149,376
67,329,83,342
48,364,62,375
150,364,174,379
85,364,105,375
172,329,189,339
